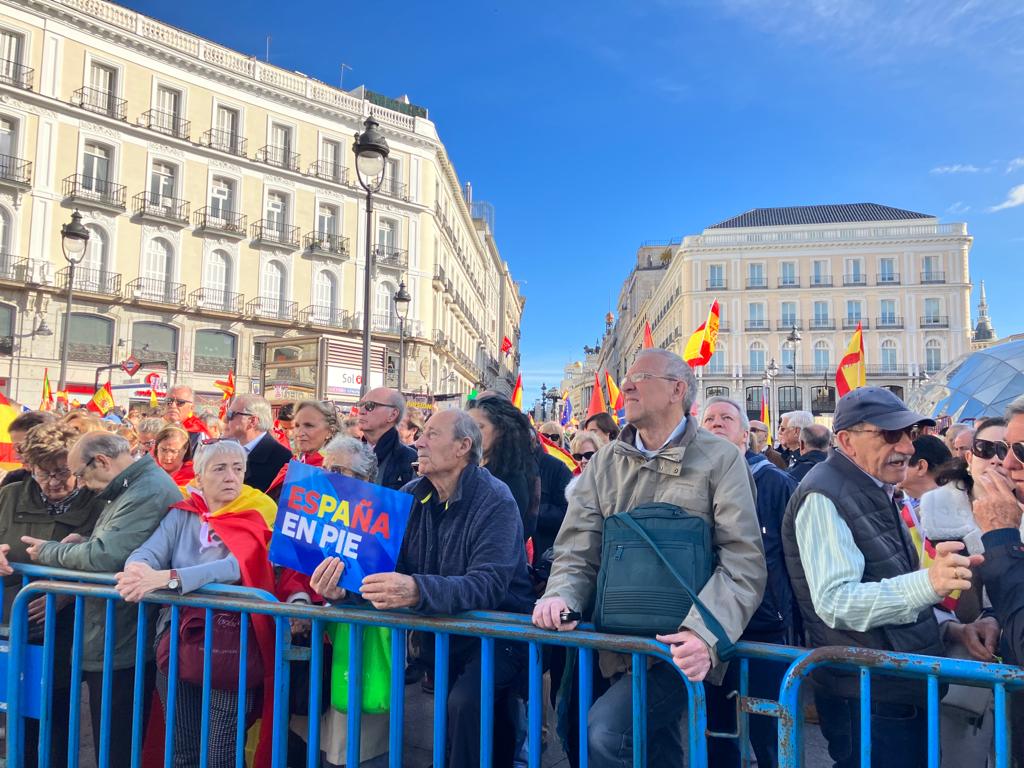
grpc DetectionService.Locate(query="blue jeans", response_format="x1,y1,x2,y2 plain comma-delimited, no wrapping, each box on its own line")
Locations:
815,689,930,768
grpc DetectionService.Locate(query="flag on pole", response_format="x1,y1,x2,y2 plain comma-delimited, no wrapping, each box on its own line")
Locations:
586,371,607,419
149,387,158,410
86,382,115,415
836,322,867,397
642,321,654,349
501,336,513,355
214,370,236,418
559,393,573,427
511,373,523,410
41,369,53,411
55,390,68,411
761,383,772,446
683,300,721,368
605,371,624,424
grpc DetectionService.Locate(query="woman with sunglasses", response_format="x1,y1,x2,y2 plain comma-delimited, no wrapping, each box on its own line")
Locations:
266,401,340,500
569,429,607,474
0,421,105,768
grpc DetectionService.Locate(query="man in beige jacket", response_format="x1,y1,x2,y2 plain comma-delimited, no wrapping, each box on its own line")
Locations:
533,348,766,768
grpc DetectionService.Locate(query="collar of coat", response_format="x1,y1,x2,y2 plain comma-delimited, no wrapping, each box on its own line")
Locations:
408,462,484,510
98,454,159,502
616,418,694,459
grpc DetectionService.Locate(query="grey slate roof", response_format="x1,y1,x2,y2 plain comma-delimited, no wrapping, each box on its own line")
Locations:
708,203,934,229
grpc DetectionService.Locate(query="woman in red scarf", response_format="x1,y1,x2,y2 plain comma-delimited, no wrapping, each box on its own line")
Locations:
115,440,278,768
153,425,196,487
266,400,338,498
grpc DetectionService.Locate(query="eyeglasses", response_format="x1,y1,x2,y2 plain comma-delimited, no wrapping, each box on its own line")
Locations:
540,433,561,443
357,401,396,413
572,451,596,462
972,438,1024,463
328,464,368,481
33,466,73,484
225,410,252,421
622,372,681,385
846,425,922,444
72,456,96,480
165,398,192,407
139,439,157,449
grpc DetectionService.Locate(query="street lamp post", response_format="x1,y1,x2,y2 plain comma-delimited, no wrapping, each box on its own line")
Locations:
784,325,802,408
57,210,90,393
353,117,390,396
764,357,779,441
540,383,548,421
546,388,562,423
393,281,410,393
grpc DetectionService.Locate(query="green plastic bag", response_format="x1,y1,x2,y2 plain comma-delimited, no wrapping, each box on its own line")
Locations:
328,623,392,714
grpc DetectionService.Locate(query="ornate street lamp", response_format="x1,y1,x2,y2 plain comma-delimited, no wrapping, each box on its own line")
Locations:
546,387,562,423
353,117,390,396
57,210,90,392
764,357,779,440
784,325,802,402
394,281,411,393
540,383,548,421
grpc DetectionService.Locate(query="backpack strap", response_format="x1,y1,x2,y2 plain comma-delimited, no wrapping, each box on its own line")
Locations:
750,456,774,478
617,513,737,660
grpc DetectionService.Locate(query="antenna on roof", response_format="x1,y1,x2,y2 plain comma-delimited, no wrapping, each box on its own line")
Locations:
265,35,271,63
340,63,352,89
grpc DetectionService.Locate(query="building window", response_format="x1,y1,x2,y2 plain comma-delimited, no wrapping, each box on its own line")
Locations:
747,303,766,330
87,61,118,115
214,105,241,152
706,386,730,399
747,263,766,288
209,176,235,222
846,300,862,323
706,346,726,374
0,29,24,71
922,254,941,282
879,257,897,283
0,116,17,163
260,260,286,316
320,138,343,181
745,386,763,421
77,224,108,291
269,122,293,166
811,385,836,415
194,329,236,374
313,270,337,324
153,85,182,134
317,203,338,237
780,261,797,287
779,385,802,412
881,340,897,372
880,299,897,324
81,142,111,194
813,301,830,324
64,313,113,364
141,238,172,296
781,301,797,327
0,301,12,352
749,342,766,372
149,161,177,207
708,264,725,290
924,298,942,323
133,321,178,370
265,191,288,236
814,341,830,373
202,249,232,309
0,206,10,271
925,340,943,372
812,260,830,286
781,346,795,373
377,218,397,251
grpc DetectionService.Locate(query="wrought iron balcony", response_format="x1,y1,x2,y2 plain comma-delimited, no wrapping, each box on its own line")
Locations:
434,329,447,347
189,288,245,314
0,257,49,284
865,365,909,377
304,231,349,258
777,277,800,288
809,276,833,288
56,266,121,296
373,244,408,270
811,389,837,415
843,274,867,287
0,154,31,189
256,145,300,172
921,271,946,284
63,174,126,211
0,59,33,89
744,320,770,332
194,355,236,375
308,160,348,184
745,277,768,289
372,313,402,335
433,264,447,289
842,317,869,330
68,342,113,364
877,272,901,285
252,220,300,249
876,316,904,329
132,345,178,371
72,87,126,120
194,207,247,238
920,315,950,328
379,176,408,200
705,280,727,291
133,192,190,225
124,277,186,305
301,305,351,328
776,319,803,330
247,297,298,322
809,318,836,330
139,108,190,140
201,128,247,157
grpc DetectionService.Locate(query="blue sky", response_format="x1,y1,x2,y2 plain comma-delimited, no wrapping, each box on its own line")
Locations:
122,0,1024,406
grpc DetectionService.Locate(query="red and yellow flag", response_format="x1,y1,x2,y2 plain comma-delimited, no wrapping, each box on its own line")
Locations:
760,383,772,446
511,373,523,410
642,321,654,349
586,371,607,419
683,300,721,367
86,381,115,415
215,370,236,418
836,322,866,397
605,371,624,424
538,432,578,473
41,368,54,411
0,391,21,470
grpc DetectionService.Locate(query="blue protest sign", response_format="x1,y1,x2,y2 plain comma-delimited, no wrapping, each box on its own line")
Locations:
268,461,414,594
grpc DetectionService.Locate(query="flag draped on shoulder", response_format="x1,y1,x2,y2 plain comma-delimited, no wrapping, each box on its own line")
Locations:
586,371,607,419
538,432,579,473
86,382,115,415
511,373,523,410
642,321,654,349
605,371,624,424
683,300,720,367
836,322,866,397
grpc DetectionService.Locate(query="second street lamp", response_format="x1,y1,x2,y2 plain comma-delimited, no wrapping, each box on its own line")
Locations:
57,210,90,393
394,280,411,393
785,325,802,405
353,116,390,396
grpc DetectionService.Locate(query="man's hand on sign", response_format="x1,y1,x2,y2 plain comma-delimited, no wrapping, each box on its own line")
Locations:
310,557,347,602
360,572,420,610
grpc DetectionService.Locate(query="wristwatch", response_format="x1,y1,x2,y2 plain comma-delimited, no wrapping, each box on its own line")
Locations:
166,569,181,592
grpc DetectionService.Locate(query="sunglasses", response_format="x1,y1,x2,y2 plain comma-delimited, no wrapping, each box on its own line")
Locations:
357,401,396,413
846,425,922,444
165,398,192,407
225,410,252,421
540,433,561,442
972,438,1024,463
572,451,596,462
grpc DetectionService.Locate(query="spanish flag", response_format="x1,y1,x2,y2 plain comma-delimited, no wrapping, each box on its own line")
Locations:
41,368,54,411
0,391,21,470
511,373,523,410
836,322,866,397
642,321,654,349
683,300,721,367
538,432,578,473
605,371,624,424
586,371,607,419
86,381,115,415
215,370,236,418
760,383,772,446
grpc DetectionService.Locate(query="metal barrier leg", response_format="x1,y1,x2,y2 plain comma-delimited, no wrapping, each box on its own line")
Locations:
164,605,181,768
272,616,293,768
98,599,116,768
527,641,543,768
688,677,708,768
433,633,450,768
38,593,56,768
578,647,593,768
631,653,647,768
68,595,85,768
926,674,939,768
858,668,870,768
308,617,324,768
235,611,250,768
480,636,495,768
200,608,214,768
994,683,1009,768
389,627,407,768
345,622,364,768
130,605,147,768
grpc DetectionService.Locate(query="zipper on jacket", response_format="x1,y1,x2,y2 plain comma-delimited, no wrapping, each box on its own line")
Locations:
614,545,624,560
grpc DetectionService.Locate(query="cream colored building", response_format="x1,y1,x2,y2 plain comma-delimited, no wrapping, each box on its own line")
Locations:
604,203,972,419
0,0,522,408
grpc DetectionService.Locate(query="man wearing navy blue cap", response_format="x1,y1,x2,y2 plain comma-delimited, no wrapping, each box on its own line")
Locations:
781,386,983,768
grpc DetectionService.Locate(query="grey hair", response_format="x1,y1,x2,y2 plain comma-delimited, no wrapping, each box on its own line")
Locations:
703,396,750,431
449,409,483,466
231,394,274,432
783,410,814,429
137,417,166,435
384,389,406,424
77,432,131,463
193,439,247,477
322,435,379,482
634,348,697,413
801,424,831,451
169,384,194,399
1005,395,1024,421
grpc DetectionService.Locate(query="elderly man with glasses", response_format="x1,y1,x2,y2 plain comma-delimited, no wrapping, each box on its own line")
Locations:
223,394,292,492
782,387,983,768
355,387,417,490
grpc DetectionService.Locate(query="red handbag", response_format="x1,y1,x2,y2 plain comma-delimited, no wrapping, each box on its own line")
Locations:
156,607,263,690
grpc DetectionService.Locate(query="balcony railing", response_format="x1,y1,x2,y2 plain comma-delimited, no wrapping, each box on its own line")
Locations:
189,288,245,314
372,313,402,335
434,329,447,347
132,346,179,371
201,128,247,157
72,87,126,120
705,280,727,291
125,277,186,304
744,320,770,332
0,257,48,284
842,317,869,330
63,174,126,210
304,231,349,257
777,319,802,330
56,266,121,296
68,342,113,364
877,272,901,285
745,277,768,289
139,108,190,140
843,274,867,286
256,145,300,172
133,192,190,224
920,315,950,328
809,318,836,330
0,59,33,89
865,365,910,377
194,355,236,375
373,244,408,270
0,154,31,187
308,160,348,184
379,176,408,200
809,276,833,288
194,207,247,237
252,220,300,249
777,277,800,288
433,264,447,288
811,391,837,415
921,271,946,284
247,297,298,322
301,305,351,328
876,316,904,329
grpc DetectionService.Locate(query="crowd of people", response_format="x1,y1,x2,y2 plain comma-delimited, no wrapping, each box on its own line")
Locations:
0,350,1022,768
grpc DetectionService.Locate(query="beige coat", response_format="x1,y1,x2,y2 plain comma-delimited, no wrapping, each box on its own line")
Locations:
544,420,766,679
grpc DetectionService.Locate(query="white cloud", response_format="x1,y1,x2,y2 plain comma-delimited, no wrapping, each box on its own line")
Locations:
946,201,971,214
1006,157,1024,173
931,164,981,174
990,184,1024,212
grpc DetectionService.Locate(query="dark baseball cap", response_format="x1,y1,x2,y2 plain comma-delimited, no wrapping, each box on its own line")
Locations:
832,386,936,433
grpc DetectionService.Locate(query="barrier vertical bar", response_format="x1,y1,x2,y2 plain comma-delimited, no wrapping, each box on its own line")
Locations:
38,593,56,768
6,588,28,768
130,605,147,768
307,617,324,768
631,653,647,768
433,633,450,768
389,627,407,768
578,647,593,768
345,622,364,768
480,637,495,768
68,595,85,768
858,668,871,768
688,676,708,768
527,641,543,768
164,605,181,768
272,616,292,768
994,682,1009,768
235,611,249,768
738,657,750,768
926,675,939,768
98,599,116,768
199,608,214,768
